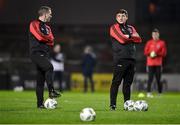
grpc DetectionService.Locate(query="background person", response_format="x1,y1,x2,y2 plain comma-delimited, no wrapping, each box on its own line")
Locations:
51,44,65,92
144,28,167,98
82,46,96,93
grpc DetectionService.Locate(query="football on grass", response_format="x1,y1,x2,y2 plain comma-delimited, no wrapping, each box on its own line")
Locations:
80,108,96,121
44,98,57,109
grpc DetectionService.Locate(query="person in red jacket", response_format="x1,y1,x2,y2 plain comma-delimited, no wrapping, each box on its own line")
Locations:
29,6,60,108
144,28,167,98
109,9,142,110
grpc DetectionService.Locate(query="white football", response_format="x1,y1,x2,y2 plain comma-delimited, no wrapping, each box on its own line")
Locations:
44,98,57,109
80,108,96,121
141,100,148,111
134,100,148,111
133,100,144,111
124,100,135,111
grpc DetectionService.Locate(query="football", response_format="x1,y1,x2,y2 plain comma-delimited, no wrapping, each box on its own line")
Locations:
134,100,148,111
44,98,57,109
141,100,148,111
124,100,135,111
150,51,156,58
80,108,96,121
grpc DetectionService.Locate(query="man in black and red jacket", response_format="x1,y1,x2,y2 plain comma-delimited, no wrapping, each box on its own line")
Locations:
29,6,60,108
109,9,142,110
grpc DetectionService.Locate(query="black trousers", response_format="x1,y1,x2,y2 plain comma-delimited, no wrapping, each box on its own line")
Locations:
53,71,63,92
147,66,162,93
110,59,135,106
30,52,54,107
83,74,94,93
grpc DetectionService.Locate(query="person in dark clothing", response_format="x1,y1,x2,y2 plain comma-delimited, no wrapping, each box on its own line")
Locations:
82,46,96,93
51,44,64,92
109,9,142,110
29,6,60,108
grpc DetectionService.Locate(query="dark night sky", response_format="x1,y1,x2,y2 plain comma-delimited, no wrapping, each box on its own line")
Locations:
0,0,136,24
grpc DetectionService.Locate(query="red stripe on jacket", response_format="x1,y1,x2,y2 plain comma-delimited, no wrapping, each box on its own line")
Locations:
29,20,54,46
110,23,142,44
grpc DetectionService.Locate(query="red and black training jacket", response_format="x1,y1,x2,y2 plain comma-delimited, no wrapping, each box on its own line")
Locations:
29,19,54,56
110,23,142,62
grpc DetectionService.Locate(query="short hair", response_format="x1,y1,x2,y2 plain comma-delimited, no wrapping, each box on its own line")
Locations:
116,9,128,17
152,28,159,33
38,6,51,16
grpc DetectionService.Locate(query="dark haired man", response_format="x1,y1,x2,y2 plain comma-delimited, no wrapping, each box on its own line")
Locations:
109,9,142,110
29,6,60,108
144,28,167,98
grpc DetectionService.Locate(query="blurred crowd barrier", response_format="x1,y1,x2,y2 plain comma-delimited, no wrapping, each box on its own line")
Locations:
71,73,112,91
0,71,180,92
71,73,180,92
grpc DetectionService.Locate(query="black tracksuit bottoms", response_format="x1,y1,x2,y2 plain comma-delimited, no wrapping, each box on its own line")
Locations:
110,59,135,107
30,52,54,107
147,66,162,93
83,74,95,93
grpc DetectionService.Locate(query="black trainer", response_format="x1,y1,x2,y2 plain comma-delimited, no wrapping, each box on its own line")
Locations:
49,90,61,98
110,105,116,111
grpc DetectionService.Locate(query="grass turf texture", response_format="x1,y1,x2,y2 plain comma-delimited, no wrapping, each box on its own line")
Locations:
0,91,180,124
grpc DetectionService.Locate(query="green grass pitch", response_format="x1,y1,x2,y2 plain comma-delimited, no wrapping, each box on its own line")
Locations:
0,91,180,124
